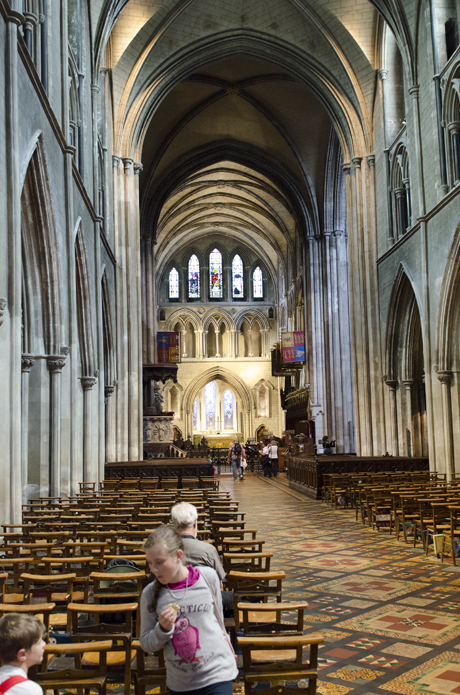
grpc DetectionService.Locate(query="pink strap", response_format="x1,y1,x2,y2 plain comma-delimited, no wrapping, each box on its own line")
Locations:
0,677,29,694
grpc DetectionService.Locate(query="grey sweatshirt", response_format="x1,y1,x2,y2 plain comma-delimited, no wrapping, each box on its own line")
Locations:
139,566,238,692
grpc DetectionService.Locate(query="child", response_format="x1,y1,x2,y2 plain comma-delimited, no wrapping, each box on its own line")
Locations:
0,614,45,695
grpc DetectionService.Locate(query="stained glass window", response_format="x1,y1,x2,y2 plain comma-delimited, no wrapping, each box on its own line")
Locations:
232,255,244,299
169,267,179,299
188,255,200,298
192,396,198,430
223,389,234,429
253,266,263,298
205,381,216,430
209,249,223,298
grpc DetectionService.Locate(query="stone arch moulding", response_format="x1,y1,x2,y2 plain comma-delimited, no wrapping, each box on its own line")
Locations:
384,263,423,380
183,366,254,419
436,220,460,372
117,29,369,164
164,380,184,419
202,310,235,333
166,309,201,332
21,135,62,356
75,227,96,377
235,309,270,332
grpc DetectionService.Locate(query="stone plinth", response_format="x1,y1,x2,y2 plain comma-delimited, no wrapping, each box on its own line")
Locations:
143,414,174,459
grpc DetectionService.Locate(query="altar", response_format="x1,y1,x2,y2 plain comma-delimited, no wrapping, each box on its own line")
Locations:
193,433,243,449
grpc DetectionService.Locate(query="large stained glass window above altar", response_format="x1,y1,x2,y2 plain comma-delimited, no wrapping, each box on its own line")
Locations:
223,389,234,429
209,249,223,298
253,266,263,298
188,254,200,298
169,267,179,298
232,255,243,298
205,381,216,430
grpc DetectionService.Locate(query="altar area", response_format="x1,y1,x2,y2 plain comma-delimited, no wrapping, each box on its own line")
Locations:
193,432,243,448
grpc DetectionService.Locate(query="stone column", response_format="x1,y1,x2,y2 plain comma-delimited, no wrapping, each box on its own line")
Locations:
196,330,203,359
437,371,454,480
143,237,156,363
21,356,35,502
203,331,208,358
386,380,399,456
47,357,66,497
81,376,97,482
394,187,405,238
23,6,37,54
408,86,426,217
122,157,140,460
182,329,188,358
448,122,460,183
248,329,253,357
403,380,414,456
105,382,117,463
402,178,412,228
261,329,268,358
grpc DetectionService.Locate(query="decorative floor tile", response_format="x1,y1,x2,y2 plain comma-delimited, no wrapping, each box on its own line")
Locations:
318,657,338,670
342,600,378,609
309,630,353,642
325,648,360,658
311,575,425,601
379,650,460,693
346,639,386,649
317,684,354,694
361,570,393,576
380,643,433,658
357,655,406,669
336,605,460,645
396,597,436,607
302,556,377,571
320,607,355,614
327,666,385,682
313,571,346,578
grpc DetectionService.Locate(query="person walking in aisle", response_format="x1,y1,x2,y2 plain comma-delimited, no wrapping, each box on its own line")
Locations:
140,526,237,695
227,438,246,480
268,439,279,477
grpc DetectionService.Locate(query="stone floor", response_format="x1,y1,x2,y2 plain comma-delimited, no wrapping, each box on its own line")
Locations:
220,472,460,695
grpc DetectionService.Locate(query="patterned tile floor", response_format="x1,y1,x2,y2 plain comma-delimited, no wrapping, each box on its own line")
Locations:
219,473,460,695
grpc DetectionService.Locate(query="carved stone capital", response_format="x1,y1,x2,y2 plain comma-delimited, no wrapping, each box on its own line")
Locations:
60,345,70,356
99,67,108,78
105,384,115,399
352,156,363,169
134,162,143,175
402,379,414,388
47,358,66,374
378,69,388,81
81,376,98,391
342,163,351,175
112,155,120,169
91,84,100,96
367,154,375,167
0,297,7,326
437,370,453,385
385,379,398,390
409,85,420,99
122,157,134,172
21,355,36,373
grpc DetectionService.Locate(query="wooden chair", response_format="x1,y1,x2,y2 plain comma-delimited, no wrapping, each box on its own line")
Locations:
425,502,452,555
222,539,266,554
139,478,159,492
132,641,166,695
238,634,323,695
0,602,55,641
90,570,145,635
22,572,77,630
238,601,309,636
67,602,138,695
227,570,285,632
36,639,112,695
223,552,273,574
440,506,460,565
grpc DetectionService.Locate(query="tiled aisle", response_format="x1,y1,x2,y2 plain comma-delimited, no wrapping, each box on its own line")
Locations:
221,473,460,695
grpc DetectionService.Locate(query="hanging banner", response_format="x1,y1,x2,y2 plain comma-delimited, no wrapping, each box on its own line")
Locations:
282,331,305,363
157,332,181,363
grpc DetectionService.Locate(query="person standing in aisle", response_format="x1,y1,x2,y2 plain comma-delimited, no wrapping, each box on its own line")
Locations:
268,440,279,477
228,438,246,480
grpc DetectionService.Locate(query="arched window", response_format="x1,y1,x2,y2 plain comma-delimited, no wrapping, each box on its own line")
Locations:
253,266,263,298
188,255,200,298
232,255,244,299
223,389,234,429
169,267,179,299
205,381,216,430
192,396,198,430
209,249,223,298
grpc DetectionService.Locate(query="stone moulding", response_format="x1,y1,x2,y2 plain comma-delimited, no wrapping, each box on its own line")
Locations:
0,298,6,326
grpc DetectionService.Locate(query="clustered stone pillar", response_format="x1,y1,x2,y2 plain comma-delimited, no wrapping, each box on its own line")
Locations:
105,382,117,462
21,355,35,502
47,357,66,497
437,371,454,480
81,376,97,482
386,380,399,456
